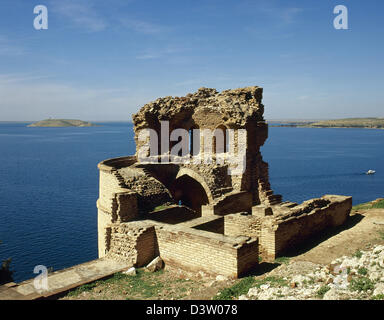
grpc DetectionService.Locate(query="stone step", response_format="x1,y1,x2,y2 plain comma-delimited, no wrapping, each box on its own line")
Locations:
0,259,130,300
280,201,298,208
268,194,282,201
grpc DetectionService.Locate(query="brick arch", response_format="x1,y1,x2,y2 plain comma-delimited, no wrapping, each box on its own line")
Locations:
170,174,209,214
175,168,213,203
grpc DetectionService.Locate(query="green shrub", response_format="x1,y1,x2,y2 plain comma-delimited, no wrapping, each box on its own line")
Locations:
274,257,290,265
0,258,14,285
353,250,363,258
349,277,374,292
0,240,14,285
259,276,288,288
214,277,255,300
66,281,99,296
353,199,384,210
214,275,289,300
317,285,330,298
372,200,384,209
357,267,368,276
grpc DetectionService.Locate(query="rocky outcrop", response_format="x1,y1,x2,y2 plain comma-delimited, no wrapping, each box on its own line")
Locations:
238,245,384,300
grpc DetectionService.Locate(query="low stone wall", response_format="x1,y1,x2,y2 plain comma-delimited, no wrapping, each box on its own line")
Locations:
223,213,270,258
154,223,258,278
106,222,158,267
105,220,259,278
224,213,261,238
261,195,352,261
99,156,137,170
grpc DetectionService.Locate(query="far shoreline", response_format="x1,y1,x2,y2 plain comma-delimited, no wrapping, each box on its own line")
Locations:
27,119,99,128
270,124,384,130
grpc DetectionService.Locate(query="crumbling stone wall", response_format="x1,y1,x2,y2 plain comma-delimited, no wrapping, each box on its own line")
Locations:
106,222,158,267
131,86,279,207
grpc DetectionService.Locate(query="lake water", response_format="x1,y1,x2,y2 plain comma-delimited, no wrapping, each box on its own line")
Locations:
0,122,383,282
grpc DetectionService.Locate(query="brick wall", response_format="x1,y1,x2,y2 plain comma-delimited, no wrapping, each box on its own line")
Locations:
223,213,268,259
98,170,121,217
105,220,259,278
224,213,261,238
154,223,258,278
106,222,158,267
260,195,352,260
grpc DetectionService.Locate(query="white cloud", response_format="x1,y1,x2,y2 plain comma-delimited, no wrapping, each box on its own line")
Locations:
50,0,107,32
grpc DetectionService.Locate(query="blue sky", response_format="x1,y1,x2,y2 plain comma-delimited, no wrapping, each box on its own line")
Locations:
0,0,383,121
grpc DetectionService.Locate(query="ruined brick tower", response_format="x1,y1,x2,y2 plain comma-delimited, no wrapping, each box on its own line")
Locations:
97,86,352,278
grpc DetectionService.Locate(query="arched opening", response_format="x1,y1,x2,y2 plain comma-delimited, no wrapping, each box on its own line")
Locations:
189,126,200,156
213,125,228,154
175,135,184,157
170,174,209,214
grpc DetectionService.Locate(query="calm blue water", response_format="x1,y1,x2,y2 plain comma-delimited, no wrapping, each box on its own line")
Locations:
262,127,384,205
0,122,136,282
0,123,383,282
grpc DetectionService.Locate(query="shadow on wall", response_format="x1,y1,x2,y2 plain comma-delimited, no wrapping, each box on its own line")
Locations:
169,175,209,213
278,213,364,258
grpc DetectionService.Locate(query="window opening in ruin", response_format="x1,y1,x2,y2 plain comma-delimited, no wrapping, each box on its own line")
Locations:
213,125,228,154
171,175,209,213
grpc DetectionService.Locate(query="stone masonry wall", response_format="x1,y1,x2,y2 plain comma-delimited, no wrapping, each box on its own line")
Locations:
154,223,259,278
260,195,352,261
224,213,261,238
106,222,158,267
104,220,259,278
98,170,122,218
223,213,268,259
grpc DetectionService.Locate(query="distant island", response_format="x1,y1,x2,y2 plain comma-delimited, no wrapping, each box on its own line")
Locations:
27,119,97,127
270,118,384,129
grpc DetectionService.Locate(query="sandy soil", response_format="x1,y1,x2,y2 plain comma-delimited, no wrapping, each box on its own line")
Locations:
290,209,384,265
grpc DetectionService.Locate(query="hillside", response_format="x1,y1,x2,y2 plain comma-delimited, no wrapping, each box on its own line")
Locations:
27,119,96,127
307,118,384,129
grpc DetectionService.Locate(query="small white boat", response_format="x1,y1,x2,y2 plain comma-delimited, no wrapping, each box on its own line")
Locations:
366,170,376,175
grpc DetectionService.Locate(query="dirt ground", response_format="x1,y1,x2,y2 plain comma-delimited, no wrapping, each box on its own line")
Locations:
287,208,384,265
60,264,236,300
61,205,384,300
